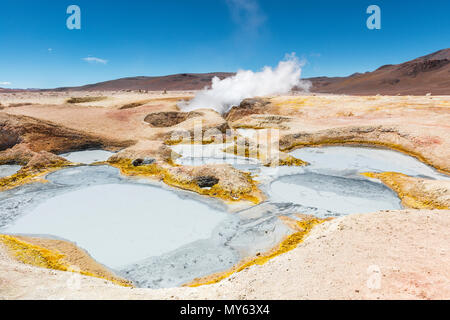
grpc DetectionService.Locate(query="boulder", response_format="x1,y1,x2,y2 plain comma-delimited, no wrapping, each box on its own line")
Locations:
195,176,219,188
225,98,271,122
132,158,156,166
144,111,202,127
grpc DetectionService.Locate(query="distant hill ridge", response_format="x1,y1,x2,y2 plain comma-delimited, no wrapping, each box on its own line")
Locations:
1,49,449,95
307,48,450,95
52,72,235,92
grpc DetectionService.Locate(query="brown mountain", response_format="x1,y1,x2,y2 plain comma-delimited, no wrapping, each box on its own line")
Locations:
1,49,449,95
51,72,235,92
307,48,450,95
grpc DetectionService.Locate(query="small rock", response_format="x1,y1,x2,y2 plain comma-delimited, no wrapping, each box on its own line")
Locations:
132,158,155,166
195,176,219,188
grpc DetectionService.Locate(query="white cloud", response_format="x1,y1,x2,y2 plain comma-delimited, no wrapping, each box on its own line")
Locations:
0,82,11,86
83,57,108,64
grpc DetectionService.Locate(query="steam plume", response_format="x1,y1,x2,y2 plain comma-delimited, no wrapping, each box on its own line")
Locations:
180,54,310,114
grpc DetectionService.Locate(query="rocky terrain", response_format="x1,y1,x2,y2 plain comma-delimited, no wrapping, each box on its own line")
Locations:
0,90,449,299
308,48,450,95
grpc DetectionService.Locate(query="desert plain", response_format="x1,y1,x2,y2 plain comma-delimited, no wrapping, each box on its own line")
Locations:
0,91,449,299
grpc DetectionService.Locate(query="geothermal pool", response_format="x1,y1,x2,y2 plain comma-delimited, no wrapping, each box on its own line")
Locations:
289,146,449,180
60,149,115,164
0,146,446,288
0,164,291,287
270,172,401,214
0,165,21,178
3,183,227,269
266,146,448,214
172,143,259,167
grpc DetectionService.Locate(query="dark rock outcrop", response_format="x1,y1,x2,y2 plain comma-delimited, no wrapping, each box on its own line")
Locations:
132,158,156,166
225,98,272,122
0,128,21,151
0,113,132,167
195,176,219,188
144,111,202,127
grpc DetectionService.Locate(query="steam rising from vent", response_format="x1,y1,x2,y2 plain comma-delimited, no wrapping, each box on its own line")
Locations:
179,53,311,114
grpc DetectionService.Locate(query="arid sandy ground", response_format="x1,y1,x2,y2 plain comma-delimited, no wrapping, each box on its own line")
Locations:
0,91,449,299
3,92,449,171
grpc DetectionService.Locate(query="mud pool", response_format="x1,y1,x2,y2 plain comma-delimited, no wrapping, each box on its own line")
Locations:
60,149,115,164
267,146,449,214
0,164,293,288
0,146,446,288
171,143,259,171
0,165,21,178
289,146,450,180
3,183,228,269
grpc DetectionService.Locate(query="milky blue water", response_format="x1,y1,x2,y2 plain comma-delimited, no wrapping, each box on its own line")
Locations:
1,146,447,288
0,165,21,178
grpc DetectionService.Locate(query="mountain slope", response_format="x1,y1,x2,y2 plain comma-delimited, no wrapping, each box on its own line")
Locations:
1,49,449,95
52,73,235,92
307,48,450,95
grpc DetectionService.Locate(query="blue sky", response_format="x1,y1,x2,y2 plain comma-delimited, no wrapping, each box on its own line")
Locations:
1,0,449,88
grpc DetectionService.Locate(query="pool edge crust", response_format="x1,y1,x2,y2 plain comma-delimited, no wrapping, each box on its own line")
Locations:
223,143,308,167
184,215,329,287
361,172,450,210
279,133,450,176
0,234,132,287
0,160,72,192
108,158,265,204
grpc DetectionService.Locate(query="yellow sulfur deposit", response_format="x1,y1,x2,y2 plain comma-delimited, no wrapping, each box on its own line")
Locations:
0,234,66,269
164,136,218,146
361,172,450,210
0,235,132,287
0,161,71,192
108,158,167,177
278,155,309,167
223,144,308,167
